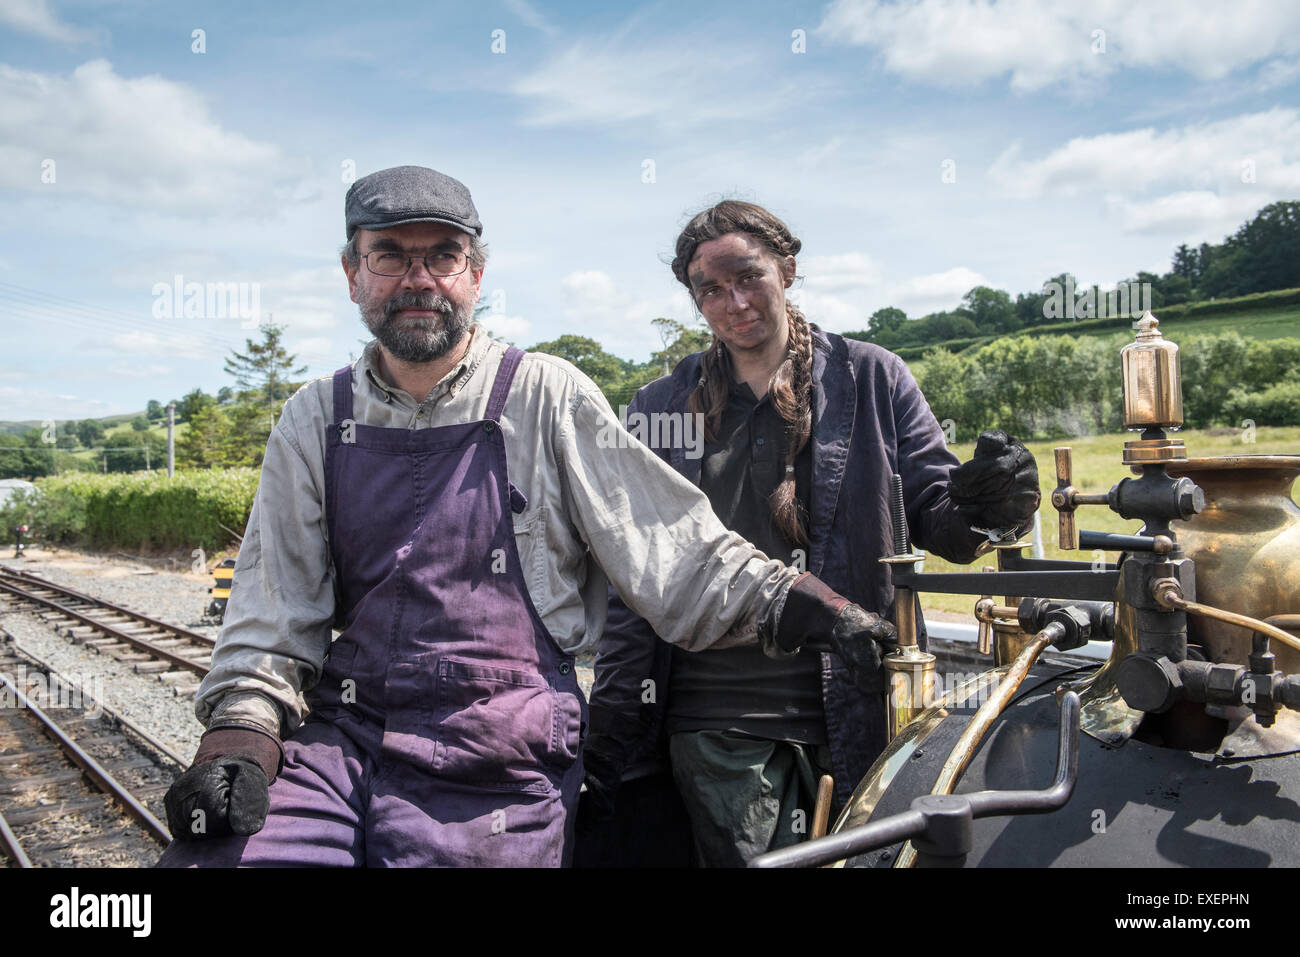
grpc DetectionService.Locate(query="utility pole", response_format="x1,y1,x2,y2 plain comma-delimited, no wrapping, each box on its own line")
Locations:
167,403,176,477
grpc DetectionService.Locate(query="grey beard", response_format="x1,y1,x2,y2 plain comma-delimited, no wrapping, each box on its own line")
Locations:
361,292,474,363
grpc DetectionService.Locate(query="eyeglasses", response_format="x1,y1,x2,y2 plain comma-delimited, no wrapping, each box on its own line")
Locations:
363,248,470,278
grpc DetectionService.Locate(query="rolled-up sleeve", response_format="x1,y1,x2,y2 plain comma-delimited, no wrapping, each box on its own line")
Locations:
195,398,337,737
555,382,797,652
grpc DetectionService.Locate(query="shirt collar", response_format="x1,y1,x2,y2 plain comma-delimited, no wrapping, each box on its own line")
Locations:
358,322,489,405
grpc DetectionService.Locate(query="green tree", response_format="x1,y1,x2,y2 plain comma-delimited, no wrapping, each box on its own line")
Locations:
176,404,229,469
650,318,711,374
528,335,626,393
76,418,105,447
219,400,273,468
178,388,215,423
224,321,308,428
961,286,1018,334
130,416,150,432
146,399,164,421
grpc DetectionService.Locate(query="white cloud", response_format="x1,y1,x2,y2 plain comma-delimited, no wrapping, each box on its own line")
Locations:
0,59,309,215
987,109,1300,237
107,363,172,380
0,0,96,44
799,252,883,293
109,330,209,361
287,336,334,365
512,37,810,130
0,384,114,421
1109,190,1272,239
263,267,350,333
478,314,532,343
817,0,1300,92
557,269,692,356
885,266,988,316
505,0,559,37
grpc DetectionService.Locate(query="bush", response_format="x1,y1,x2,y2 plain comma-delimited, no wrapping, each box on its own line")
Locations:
1223,379,1300,427
12,468,258,551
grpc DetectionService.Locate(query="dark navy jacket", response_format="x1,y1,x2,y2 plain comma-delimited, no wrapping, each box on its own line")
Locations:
591,325,985,811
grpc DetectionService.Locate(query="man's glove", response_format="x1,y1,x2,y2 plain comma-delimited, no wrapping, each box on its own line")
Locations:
577,704,644,832
767,573,898,695
164,726,283,842
949,430,1041,538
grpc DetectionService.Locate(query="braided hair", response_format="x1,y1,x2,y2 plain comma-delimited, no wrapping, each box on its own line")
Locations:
672,201,814,547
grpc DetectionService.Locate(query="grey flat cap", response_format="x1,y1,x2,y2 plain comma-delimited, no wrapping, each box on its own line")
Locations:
345,165,482,240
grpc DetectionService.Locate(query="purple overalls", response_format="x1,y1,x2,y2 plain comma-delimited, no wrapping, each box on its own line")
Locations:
159,347,587,867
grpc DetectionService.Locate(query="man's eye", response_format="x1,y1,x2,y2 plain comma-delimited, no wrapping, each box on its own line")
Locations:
432,252,459,263
376,252,405,263
699,287,718,298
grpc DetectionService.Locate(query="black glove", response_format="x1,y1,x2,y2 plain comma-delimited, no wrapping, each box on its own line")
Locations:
577,704,643,832
949,430,1041,536
768,573,898,695
164,726,283,842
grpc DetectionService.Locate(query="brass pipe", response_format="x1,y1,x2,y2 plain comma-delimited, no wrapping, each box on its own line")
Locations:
895,623,1061,868
884,584,936,742
810,775,834,841
1150,580,1300,654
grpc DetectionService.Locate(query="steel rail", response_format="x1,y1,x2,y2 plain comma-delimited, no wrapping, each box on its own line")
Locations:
0,577,210,677
0,633,189,770
0,807,33,868
0,566,215,647
0,669,172,845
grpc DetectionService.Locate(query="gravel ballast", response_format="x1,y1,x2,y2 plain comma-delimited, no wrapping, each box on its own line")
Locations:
1,548,597,769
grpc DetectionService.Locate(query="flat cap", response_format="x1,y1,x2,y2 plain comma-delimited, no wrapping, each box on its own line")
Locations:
345,165,482,240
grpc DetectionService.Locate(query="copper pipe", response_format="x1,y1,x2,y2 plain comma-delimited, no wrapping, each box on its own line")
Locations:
1150,580,1300,654
895,623,1060,868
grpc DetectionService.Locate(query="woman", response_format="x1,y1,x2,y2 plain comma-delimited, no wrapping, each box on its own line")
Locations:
578,201,1038,867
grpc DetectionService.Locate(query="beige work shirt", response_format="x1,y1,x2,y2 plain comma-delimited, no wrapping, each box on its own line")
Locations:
199,324,796,737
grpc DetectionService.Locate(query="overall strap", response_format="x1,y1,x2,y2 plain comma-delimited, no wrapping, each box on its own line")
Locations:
332,365,355,422
485,347,525,423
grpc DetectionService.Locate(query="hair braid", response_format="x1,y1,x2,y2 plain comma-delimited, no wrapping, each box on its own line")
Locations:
766,302,813,546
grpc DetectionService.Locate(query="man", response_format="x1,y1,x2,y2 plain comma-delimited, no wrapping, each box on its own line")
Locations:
156,168,897,868
578,201,1039,867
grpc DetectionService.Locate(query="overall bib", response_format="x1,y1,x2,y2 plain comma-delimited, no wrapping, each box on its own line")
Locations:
160,347,587,867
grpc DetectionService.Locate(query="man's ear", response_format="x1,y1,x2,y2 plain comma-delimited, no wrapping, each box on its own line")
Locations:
343,253,361,303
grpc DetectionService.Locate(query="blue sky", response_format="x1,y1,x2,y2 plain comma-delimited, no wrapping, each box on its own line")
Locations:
1,0,1297,421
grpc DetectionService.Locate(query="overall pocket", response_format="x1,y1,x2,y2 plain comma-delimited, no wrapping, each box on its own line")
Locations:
430,657,581,791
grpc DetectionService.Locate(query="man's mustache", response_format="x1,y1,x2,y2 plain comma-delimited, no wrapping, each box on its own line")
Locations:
383,293,455,320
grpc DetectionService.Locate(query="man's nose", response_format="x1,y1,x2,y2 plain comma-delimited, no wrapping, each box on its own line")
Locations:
401,258,442,290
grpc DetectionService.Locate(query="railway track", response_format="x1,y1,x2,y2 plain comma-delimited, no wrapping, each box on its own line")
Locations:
0,632,180,867
0,566,211,698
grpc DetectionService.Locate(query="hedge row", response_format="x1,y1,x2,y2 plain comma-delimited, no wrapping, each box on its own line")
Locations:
890,286,1300,361
1,468,259,552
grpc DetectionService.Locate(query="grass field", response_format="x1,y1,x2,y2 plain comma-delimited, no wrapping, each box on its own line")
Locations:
917,424,1300,615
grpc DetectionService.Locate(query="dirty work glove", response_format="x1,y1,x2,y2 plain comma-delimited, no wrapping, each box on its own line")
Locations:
577,704,643,832
949,430,1041,537
164,726,283,842
767,573,897,695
